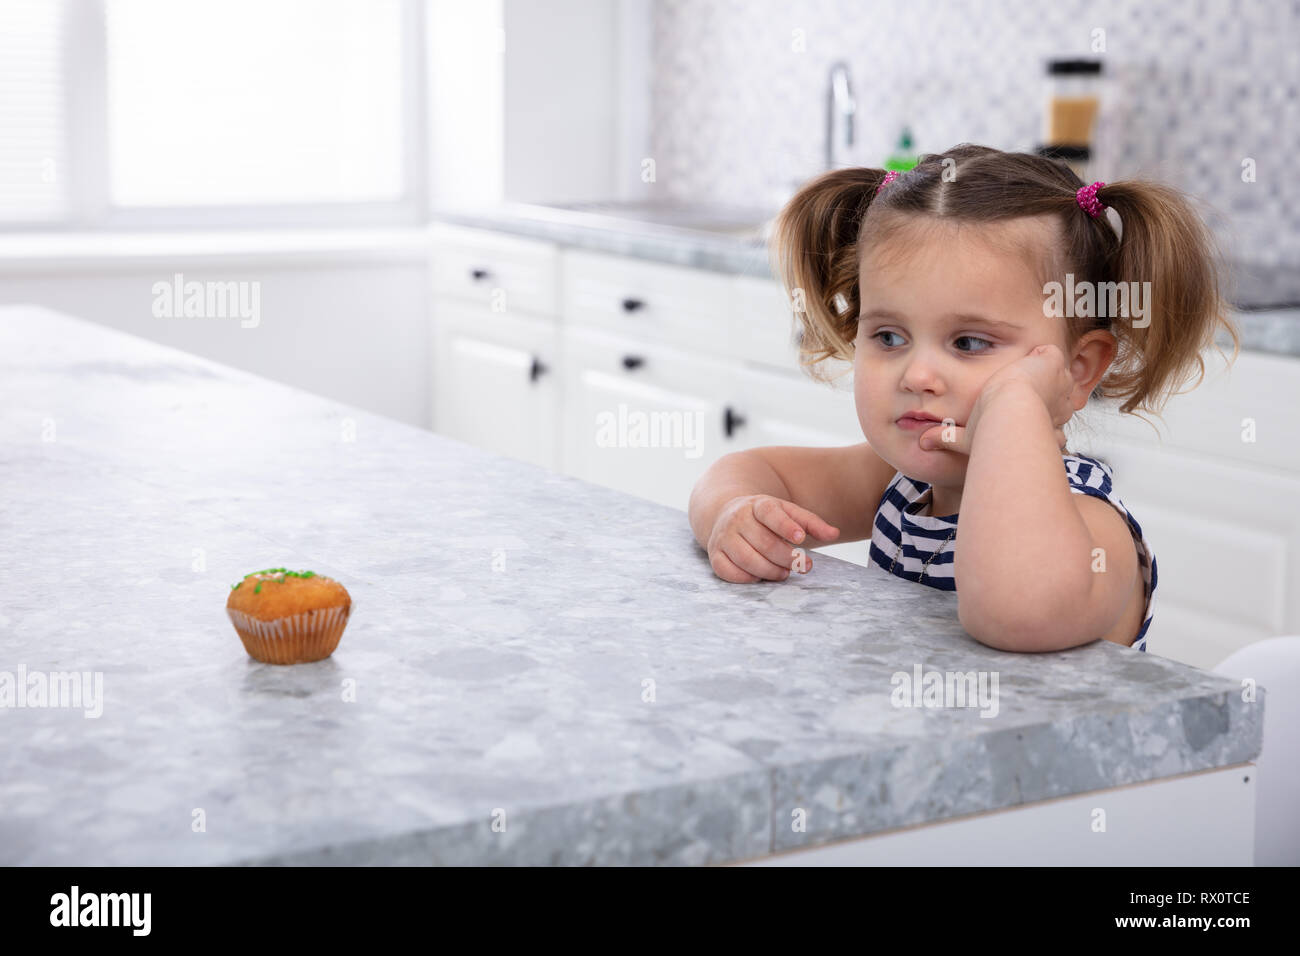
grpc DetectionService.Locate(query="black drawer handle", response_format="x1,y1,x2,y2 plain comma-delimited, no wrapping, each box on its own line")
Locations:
621,297,645,313
529,356,548,383
469,268,491,281
724,405,746,438
621,355,645,371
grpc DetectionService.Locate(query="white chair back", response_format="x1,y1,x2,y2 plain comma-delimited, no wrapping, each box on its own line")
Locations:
1213,636,1300,866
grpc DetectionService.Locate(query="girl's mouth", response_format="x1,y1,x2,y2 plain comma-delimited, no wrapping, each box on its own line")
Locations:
896,414,941,431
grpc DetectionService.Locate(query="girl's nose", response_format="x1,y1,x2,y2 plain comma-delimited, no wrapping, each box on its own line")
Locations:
899,353,944,393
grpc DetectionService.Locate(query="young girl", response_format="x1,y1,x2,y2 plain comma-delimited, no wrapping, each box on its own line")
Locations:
688,143,1241,654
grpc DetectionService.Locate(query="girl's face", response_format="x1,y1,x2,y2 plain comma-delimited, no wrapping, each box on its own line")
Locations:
852,215,1068,483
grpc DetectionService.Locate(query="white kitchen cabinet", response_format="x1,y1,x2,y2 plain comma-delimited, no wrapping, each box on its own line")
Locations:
430,224,562,468
432,301,560,470
432,228,1300,671
1072,346,1300,669
560,326,737,511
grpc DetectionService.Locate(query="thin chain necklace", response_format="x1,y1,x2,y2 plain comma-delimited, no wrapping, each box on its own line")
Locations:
888,489,957,583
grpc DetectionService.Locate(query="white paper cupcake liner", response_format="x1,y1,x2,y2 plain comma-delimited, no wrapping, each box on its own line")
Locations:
227,603,351,664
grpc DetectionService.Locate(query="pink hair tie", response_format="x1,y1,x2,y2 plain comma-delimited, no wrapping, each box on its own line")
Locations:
875,170,901,196
1076,181,1107,218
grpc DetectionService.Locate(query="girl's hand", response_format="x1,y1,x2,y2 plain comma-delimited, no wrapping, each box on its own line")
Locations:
919,344,1074,457
707,494,840,583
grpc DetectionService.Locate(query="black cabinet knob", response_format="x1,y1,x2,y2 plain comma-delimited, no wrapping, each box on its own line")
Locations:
724,405,746,438
469,268,491,281
529,356,548,383
621,297,645,313
621,355,645,371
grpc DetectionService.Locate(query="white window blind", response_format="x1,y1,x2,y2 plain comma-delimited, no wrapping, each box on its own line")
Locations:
0,0,70,222
104,0,406,207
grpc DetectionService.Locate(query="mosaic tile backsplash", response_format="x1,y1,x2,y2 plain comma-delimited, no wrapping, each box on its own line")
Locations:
649,0,1300,268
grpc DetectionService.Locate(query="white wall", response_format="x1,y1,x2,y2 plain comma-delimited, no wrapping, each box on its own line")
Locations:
501,0,618,203
426,0,645,208
427,0,504,209
615,0,654,203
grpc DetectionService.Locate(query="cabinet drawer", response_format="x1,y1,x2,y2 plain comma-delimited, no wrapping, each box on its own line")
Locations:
1079,347,1300,474
730,365,863,450
431,223,559,317
559,327,739,509
730,274,856,378
561,249,731,354
731,275,801,372
560,325,736,410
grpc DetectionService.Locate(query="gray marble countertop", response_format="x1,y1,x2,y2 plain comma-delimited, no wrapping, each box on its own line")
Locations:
432,202,1300,360
0,306,1263,865
433,200,776,277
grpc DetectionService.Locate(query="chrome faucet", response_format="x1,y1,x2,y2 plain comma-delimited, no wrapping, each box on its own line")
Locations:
826,61,856,170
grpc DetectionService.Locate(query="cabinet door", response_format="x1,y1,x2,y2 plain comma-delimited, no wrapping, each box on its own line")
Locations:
561,327,735,511
432,301,559,470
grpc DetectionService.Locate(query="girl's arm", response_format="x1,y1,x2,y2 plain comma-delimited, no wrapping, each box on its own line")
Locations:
954,381,1141,652
689,443,895,550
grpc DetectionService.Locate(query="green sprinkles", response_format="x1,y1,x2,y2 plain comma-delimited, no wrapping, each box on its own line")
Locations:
230,568,321,592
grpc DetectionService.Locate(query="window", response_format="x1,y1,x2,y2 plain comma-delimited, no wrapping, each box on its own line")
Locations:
105,0,405,207
0,0,424,228
0,0,70,221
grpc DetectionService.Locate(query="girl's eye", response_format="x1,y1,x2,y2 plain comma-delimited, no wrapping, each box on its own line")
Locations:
954,335,993,353
870,331,994,353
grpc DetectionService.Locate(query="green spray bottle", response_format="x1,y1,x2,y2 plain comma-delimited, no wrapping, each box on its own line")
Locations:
884,127,920,172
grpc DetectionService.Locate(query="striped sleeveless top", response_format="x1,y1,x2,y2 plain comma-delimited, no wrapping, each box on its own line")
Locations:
867,452,1157,652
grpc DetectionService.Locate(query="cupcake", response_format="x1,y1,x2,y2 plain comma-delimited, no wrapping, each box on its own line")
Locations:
226,568,351,664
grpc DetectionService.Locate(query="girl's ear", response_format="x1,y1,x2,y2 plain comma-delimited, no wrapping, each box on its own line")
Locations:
1068,329,1117,409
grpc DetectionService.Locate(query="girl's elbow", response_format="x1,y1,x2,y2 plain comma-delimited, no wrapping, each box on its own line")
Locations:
958,597,1020,650
958,594,1089,653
